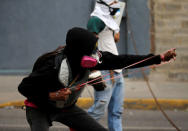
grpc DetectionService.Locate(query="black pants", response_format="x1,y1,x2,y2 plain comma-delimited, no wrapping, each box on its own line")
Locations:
26,105,107,131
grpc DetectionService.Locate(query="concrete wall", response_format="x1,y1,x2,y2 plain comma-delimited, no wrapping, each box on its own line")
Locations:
0,0,150,76
149,0,188,81
126,0,151,77
0,0,94,74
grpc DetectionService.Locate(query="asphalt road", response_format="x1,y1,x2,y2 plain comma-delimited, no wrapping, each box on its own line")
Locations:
0,108,187,131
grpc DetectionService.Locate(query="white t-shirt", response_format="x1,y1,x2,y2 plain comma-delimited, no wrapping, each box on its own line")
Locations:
98,27,122,73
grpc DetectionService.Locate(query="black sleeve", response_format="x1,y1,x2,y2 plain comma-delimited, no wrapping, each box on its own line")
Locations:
93,51,161,70
18,71,56,101
18,59,59,101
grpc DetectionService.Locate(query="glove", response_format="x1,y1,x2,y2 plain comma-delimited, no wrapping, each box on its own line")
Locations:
160,48,176,62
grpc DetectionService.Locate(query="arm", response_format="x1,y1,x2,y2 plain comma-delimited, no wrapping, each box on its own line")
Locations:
93,48,176,70
18,71,71,102
18,69,57,100
18,58,66,101
93,51,160,70
87,16,105,35
49,88,71,101
114,32,120,43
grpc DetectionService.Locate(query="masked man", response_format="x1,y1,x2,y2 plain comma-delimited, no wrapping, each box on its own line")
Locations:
18,27,176,131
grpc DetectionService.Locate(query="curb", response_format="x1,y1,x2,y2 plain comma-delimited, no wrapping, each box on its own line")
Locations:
1,98,188,110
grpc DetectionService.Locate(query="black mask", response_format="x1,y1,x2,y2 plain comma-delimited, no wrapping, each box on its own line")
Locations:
64,27,98,77
97,0,120,16
109,7,120,16
65,27,98,57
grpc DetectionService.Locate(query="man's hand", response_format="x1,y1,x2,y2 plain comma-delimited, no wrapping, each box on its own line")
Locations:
114,32,120,43
49,88,71,101
160,48,176,62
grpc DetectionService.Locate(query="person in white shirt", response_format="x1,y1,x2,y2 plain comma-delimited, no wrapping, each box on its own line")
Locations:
87,0,125,131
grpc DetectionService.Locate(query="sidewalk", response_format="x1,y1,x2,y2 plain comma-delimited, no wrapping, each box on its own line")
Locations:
0,75,188,110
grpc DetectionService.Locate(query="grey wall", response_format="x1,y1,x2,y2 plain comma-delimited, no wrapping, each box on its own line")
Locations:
0,0,150,76
0,0,94,74
127,0,151,54
125,0,151,77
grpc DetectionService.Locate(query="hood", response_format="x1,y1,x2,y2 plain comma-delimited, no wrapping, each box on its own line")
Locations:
64,27,98,78
65,27,98,57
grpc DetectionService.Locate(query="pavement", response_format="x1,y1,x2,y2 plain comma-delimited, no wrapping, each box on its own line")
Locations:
0,75,188,110
1,108,188,131
0,75,188,131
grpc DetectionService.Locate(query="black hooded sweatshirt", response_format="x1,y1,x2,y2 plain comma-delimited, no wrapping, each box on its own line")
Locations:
18,27,161,111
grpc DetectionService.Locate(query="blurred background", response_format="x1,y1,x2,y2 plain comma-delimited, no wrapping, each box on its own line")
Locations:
0,0,188,81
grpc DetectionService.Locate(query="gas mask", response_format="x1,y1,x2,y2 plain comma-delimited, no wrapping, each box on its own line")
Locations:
81,48,102,68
